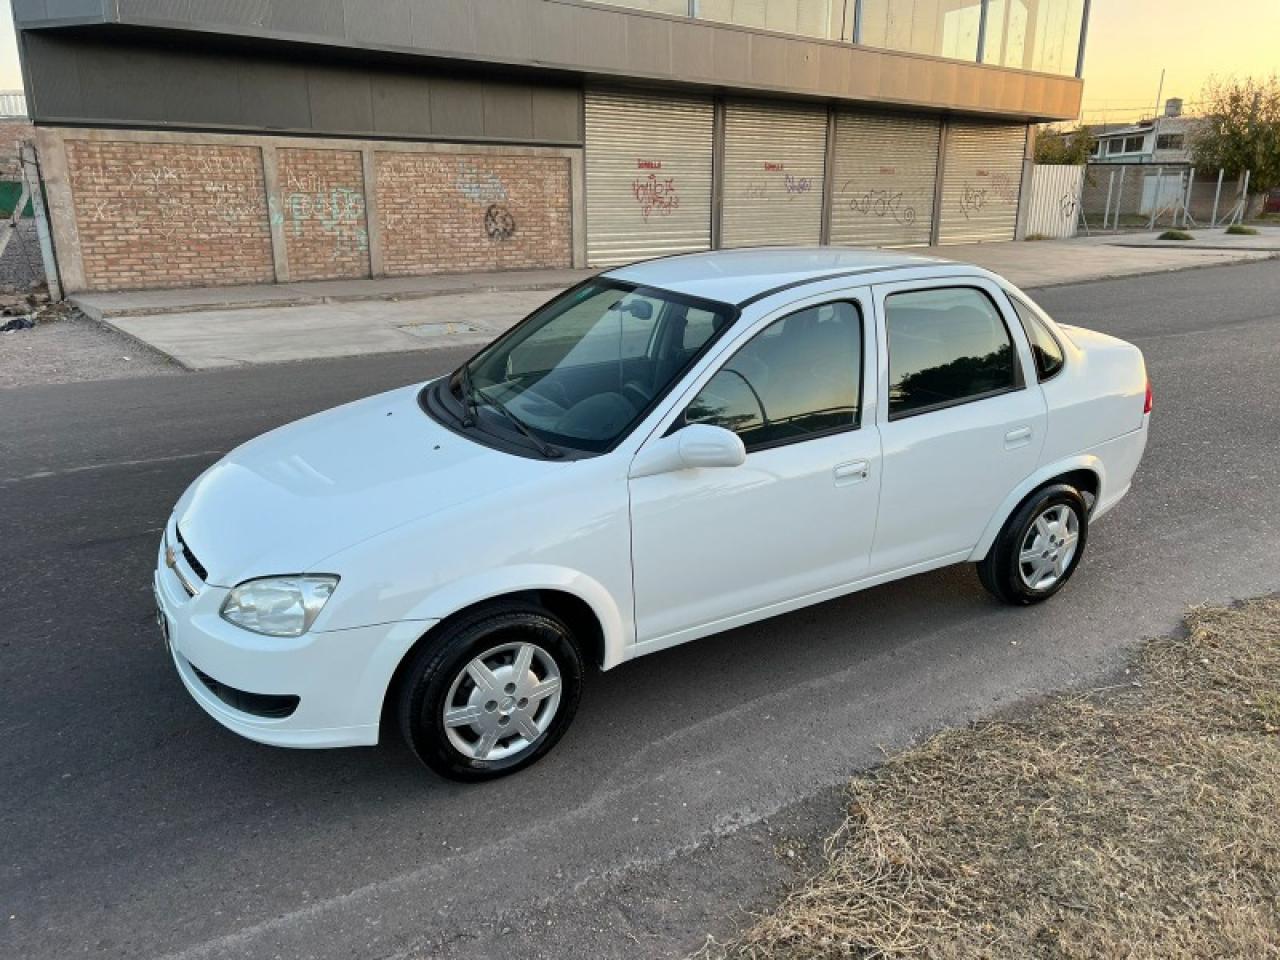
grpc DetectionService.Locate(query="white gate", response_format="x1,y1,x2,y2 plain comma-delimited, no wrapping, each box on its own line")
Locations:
1024,164,1085,239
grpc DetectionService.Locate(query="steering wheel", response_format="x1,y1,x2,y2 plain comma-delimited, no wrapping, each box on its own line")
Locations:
621,380,654,413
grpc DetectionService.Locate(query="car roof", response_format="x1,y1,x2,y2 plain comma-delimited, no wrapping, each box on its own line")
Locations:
604,246,967,307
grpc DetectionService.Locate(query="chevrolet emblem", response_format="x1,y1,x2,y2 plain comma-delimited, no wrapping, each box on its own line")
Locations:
166,544,177,570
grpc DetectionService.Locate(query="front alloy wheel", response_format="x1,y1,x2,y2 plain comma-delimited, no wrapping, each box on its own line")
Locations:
443,642,563,762
398,605,583,781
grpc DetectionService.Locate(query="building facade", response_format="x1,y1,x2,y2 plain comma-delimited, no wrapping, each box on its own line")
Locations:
12,0,1089,293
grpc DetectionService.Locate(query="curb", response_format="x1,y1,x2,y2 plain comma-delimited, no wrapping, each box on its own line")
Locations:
1111,242,1280,253
69,277,595,320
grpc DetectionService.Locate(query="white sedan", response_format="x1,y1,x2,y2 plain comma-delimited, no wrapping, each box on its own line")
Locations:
155,248,1150,780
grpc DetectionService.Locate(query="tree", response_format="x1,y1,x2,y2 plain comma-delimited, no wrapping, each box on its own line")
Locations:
1192,75,1280,201
1035,125,1095,165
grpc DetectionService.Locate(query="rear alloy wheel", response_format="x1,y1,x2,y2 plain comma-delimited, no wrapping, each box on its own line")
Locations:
978,484,1089,605
397,606,583,781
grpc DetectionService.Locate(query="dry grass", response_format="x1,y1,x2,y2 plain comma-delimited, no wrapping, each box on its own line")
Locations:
699,599,1280,960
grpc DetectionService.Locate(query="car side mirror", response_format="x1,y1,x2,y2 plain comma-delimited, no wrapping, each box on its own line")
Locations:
629,424,746,478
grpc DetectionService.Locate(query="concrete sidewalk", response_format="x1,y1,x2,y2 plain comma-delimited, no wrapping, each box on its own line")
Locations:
86,239,1276,371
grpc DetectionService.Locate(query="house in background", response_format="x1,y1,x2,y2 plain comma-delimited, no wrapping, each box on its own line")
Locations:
1089,99,1202,166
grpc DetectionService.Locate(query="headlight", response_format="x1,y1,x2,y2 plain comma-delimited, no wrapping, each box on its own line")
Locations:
220,575,339,637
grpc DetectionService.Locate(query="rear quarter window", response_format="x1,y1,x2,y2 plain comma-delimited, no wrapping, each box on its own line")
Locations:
1008,294,1066,381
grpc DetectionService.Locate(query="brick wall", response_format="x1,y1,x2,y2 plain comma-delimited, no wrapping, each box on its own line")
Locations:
65,140,274,290
376,153,571,276
277,148,370,281
0,121,35,178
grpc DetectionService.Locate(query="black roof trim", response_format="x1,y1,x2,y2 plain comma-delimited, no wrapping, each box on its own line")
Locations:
736,262,933,309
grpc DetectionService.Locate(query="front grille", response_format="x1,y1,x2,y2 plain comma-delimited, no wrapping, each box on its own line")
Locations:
175,528,208,582
189,662,300,720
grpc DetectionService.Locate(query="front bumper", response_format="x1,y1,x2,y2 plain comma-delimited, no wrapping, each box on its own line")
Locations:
154,525,436,749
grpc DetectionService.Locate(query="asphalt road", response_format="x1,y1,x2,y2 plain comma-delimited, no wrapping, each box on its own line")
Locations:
3,260,1280,960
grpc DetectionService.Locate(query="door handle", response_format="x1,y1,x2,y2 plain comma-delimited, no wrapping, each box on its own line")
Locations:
834,460,870,485
1005,425,1033,449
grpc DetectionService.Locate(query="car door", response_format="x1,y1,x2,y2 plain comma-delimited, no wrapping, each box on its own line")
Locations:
628,291,882,648
869,276,1046,574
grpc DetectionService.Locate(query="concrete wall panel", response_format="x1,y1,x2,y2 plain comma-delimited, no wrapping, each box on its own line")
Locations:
306,68,374,134
21,34,584,145
370,73,433,138
19,1,1084,123
238,60,312,130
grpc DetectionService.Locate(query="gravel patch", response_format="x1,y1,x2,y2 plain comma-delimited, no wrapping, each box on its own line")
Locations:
0,220,45,290
0,298,182,389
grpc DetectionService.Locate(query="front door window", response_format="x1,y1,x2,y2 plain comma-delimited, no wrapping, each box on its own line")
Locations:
683,300,863,450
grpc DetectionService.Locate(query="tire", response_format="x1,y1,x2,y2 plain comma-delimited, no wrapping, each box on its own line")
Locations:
977,484,1090,606
397,604,584,781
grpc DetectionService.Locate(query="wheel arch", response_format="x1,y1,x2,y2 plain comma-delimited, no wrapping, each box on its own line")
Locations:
969,456,1104,563
377,568,626,738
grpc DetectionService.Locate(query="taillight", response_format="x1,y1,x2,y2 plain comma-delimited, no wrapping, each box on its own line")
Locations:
1144,379,1153,414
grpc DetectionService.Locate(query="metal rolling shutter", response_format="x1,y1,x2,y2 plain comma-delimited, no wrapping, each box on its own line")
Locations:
721,101,828,248
829,112,940,248
938,121,1029,244
585,90,714,267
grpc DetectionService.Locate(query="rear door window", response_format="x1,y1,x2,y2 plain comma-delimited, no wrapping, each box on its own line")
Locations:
885,287,1020,420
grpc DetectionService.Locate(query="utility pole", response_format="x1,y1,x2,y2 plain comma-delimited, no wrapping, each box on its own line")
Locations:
1149,68,1165,164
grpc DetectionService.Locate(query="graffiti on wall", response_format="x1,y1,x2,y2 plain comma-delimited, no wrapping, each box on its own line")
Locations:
740,163,817,203
959,184,990,219
1059,190,1079,222
784,174,814,194
959,166,1021,220
454,160,517,241
991,172,1019,203
72,150,268,241
484,204,517,240
632,172,680,221
456,161,510,204
276,168,369,256
843,185,918,226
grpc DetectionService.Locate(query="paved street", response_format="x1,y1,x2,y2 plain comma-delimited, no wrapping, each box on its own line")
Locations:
3,260,1280,960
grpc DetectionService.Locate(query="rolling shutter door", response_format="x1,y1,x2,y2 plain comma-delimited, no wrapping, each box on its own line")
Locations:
585,90,714,267
938,121,1029,244
721,101,828,248
829,112,940,248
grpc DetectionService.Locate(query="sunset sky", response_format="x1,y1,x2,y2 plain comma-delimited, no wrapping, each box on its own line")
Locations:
1,0,1276,124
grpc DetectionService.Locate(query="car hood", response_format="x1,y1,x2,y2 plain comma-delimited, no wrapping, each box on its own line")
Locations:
173,382,548,585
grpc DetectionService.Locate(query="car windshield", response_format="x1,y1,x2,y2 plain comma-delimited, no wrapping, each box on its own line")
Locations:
450,280,736,455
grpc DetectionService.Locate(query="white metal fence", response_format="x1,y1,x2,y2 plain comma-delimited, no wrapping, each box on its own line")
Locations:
1024,164,1084,239
1083,164,1255,230
0,92,28,119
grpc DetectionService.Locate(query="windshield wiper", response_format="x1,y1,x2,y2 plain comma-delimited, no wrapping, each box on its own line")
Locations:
473,384,564,460
454,364,479,428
